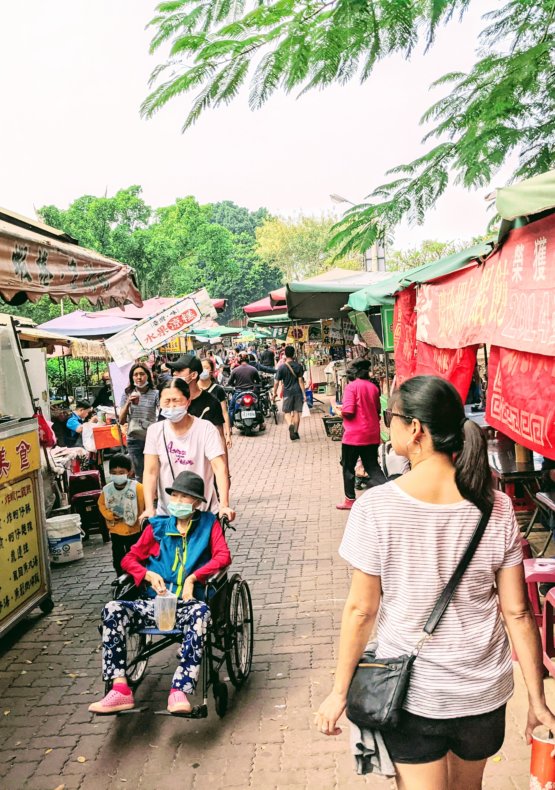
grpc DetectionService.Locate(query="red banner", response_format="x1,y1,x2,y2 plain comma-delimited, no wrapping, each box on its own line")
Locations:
486,346,555,460
393,287,417,384
415,342,478,402
415,214,555,356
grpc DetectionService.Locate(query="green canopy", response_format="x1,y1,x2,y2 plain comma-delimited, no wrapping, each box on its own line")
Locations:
347,243,493,311
286,271,390,321
496,169,555,221
247,314,292,327
192,326,240,339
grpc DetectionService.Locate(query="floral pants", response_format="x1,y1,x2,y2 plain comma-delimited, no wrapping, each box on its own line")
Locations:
101,598,211,693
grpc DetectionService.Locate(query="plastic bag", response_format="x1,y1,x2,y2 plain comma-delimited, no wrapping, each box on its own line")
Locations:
302,402,310,418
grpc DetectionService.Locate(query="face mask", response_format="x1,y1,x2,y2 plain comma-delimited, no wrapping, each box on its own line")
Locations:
168,501,194,519
199,370,211,381
111,474,128,486
161,406,188,422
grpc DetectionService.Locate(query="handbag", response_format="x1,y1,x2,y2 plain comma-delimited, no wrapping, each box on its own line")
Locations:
346,506,492,730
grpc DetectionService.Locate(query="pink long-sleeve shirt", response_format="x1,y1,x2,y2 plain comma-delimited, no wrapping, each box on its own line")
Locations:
341,378,381,446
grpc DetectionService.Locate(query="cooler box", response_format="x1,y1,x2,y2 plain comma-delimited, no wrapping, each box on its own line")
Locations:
92,424,126,450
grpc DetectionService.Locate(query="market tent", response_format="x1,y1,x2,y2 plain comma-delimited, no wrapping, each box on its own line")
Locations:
192,326,240,339
37,310,136,338
247,314,292,327
287,270,390,321
242,296,287,318
496,169,555,221
0,209,142,308
269,267,363,307
94,296,227,319
347,243,493,311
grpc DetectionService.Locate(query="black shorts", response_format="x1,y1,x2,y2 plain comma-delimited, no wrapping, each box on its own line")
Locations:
282,392,303,413
381,705,506,764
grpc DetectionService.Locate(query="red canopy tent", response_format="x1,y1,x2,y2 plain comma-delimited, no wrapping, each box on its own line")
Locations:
242,296,287,318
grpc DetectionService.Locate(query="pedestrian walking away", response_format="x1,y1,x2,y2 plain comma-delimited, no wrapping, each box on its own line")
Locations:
273,345,306,441
119,363,159,482
316,375,555,790
89,471,231,716
334,358,385,510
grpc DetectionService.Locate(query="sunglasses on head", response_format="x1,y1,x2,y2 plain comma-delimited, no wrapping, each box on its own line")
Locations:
383,409,413,428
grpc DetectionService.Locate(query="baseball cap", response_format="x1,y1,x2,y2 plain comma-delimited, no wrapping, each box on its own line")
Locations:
167,354,203,375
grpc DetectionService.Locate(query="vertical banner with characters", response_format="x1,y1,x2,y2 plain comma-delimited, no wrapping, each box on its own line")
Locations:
0,428,47,628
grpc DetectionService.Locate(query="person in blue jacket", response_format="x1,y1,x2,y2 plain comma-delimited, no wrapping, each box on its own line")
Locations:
89,471,231,715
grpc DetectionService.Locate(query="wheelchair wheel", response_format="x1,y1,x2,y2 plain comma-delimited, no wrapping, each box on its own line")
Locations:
225,575,253,689
214,681,228,718
126,632,151,688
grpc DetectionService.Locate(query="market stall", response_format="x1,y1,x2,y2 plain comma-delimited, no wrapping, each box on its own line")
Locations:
0,208,142,636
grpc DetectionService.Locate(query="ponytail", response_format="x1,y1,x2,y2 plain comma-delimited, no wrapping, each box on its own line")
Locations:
454,419,494,513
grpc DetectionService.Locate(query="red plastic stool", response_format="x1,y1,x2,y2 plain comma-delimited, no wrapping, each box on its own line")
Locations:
542,588,555,678
524,558,555,628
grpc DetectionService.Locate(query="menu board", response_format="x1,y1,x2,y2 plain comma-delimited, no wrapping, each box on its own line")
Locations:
0,429,45,625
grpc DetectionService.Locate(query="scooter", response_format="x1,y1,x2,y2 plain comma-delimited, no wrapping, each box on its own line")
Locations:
230,389,265,436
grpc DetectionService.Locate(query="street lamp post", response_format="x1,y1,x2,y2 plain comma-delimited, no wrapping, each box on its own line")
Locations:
329,193,386,272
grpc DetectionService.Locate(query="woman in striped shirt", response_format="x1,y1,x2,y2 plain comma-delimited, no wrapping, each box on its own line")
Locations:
316,375,555,790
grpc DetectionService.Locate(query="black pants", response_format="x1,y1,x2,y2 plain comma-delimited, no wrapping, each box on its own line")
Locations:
111,532,141,577
341,443,385,500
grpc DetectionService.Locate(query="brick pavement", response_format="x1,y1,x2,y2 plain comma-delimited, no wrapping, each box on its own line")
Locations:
0,408,552,789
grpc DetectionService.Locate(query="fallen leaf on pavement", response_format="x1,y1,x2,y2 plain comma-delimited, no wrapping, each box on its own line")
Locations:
3,710,10,716
77,756,86,763
45,748,53,754
53,785,65,790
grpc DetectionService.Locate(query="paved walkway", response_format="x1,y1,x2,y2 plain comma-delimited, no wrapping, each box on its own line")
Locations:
0,409,550,789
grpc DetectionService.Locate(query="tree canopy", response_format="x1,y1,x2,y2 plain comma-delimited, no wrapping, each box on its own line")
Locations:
256,215,361,281
142,0,555,254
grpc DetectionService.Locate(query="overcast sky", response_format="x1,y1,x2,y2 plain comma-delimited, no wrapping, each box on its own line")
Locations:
0,1,510,249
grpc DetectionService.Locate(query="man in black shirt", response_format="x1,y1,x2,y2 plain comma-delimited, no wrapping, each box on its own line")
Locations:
228,353,261,425
274,345,306,441
260,344,276,367
167,354,225,430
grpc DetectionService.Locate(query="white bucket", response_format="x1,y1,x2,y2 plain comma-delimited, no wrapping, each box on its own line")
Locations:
46,514,85,564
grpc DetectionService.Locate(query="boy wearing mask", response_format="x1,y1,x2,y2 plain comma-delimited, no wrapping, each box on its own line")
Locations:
98,454,145,575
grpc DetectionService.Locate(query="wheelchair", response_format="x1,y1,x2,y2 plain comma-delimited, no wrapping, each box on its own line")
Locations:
102,517,254,719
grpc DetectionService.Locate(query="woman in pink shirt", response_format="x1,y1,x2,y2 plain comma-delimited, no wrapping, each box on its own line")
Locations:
336,359,385,510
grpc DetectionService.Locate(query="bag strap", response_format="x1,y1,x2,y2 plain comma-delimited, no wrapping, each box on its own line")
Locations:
421,506,492,639
162,423,176,480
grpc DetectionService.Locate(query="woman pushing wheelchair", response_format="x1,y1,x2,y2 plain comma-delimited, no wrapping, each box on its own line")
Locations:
89,470,231,716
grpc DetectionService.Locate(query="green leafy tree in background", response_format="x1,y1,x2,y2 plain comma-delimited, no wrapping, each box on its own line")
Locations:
256,215,361,281
142,0,555,254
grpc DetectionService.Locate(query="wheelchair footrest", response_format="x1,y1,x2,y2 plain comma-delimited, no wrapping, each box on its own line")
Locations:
154,704,208,719
140,628,182,636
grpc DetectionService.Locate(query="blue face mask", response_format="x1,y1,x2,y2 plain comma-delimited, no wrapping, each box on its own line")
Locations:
111,474,128,486
168,501,194,520
161,406,188,423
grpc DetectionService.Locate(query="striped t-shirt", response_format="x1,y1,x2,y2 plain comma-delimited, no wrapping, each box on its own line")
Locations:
339,483,522,719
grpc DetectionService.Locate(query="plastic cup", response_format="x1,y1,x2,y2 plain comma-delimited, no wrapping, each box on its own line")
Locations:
530,727,555,789
154,591,177,631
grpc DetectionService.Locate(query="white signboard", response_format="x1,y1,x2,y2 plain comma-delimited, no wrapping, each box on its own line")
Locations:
106,288,216,367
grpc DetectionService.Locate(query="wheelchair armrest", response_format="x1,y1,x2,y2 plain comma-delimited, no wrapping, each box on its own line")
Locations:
111,572,133,589
206,569,227,584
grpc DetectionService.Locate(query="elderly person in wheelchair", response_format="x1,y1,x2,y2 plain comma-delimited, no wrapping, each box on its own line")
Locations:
89,470,231,716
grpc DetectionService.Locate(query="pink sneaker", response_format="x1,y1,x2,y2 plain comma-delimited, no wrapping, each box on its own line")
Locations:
167,689,192,714
336,497,355,510
89,687,135,714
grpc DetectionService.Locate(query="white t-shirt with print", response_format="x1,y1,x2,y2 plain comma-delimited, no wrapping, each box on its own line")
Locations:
144,417,224,515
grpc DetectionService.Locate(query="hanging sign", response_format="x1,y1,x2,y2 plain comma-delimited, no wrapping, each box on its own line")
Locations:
486,346,555,460
380,307,394,352
415,214,555,356
286,325,309,344
393,288,418,384
105,288,216,366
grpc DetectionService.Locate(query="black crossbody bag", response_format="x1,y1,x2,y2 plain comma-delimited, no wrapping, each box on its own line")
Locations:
346,506,492,731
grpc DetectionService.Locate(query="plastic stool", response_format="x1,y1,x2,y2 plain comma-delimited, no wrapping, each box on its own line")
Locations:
524,558,555,627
